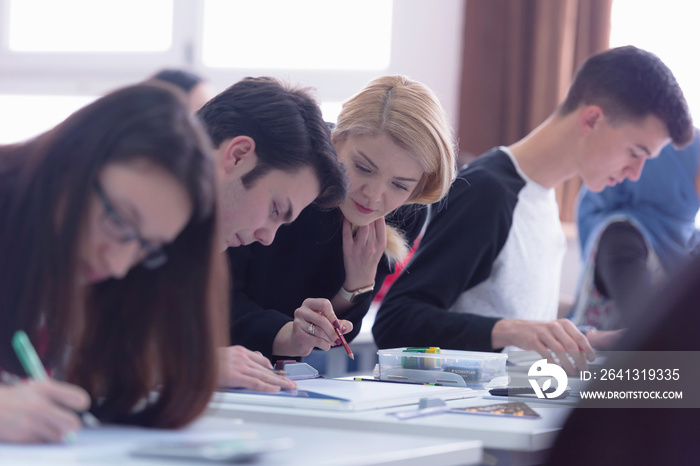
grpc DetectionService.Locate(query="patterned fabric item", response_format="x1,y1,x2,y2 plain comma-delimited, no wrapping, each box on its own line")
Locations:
572,133,700,330
569,216,663,330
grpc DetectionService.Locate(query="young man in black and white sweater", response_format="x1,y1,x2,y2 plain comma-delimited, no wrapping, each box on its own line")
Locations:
373,46,693,374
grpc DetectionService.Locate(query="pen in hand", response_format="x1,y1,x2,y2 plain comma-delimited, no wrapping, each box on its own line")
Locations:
12,330,100,429
332,320,354,360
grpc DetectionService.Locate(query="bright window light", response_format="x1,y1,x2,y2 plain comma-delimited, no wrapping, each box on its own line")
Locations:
611,0,700,124
320,102,343,125
0,95,96,144
8,0,173,52
202,0,393,70
610,0,700,227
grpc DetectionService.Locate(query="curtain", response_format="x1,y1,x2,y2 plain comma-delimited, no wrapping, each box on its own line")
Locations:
457,0,612,222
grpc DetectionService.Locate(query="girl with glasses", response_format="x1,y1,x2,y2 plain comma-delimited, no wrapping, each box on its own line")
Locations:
0,83,227,442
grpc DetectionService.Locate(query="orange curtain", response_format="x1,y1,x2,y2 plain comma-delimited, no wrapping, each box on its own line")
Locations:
457,0,612,222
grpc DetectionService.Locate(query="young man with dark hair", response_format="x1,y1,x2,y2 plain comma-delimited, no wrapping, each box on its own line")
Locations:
373,46,692,374
196,77,348,391
197,76,347,249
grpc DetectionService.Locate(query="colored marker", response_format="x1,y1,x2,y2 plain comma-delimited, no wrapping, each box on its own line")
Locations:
12,330,100,432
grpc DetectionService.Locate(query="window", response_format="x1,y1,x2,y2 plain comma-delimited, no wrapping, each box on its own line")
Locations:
611,0,700,124
611,0,700,226
0,0,465,144
320,101,343,125
0,94,96,143
9,0,173,52
201,0,392,70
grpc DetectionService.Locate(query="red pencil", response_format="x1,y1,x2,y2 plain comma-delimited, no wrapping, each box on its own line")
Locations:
332,320,354,360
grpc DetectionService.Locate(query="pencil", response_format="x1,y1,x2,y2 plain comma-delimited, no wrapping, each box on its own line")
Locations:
332,320,354,360
353,377,438,386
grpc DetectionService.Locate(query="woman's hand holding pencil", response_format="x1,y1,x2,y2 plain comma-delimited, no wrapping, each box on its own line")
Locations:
272,298,353,358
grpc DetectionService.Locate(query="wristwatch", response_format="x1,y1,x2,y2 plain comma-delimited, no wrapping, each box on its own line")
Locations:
338,282,375,303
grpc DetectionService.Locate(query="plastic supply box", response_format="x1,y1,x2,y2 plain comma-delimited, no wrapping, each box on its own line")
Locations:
377,347,507,387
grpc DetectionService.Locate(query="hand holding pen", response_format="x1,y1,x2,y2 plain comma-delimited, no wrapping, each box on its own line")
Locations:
0,331,96,443
272,298,354,358
0,380,90,443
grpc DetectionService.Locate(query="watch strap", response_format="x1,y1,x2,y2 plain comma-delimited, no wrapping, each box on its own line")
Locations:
339,283,375,302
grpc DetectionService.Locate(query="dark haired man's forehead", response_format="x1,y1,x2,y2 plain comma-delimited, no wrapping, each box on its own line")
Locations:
634,116,672,159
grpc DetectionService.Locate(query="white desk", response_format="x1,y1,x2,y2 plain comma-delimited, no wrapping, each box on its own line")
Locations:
211,389,572,465
0,414,482,466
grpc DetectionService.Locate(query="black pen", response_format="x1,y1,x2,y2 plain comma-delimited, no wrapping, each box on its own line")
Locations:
352,377,441,386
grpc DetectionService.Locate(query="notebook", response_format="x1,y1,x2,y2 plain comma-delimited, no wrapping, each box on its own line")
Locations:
215,378,476,411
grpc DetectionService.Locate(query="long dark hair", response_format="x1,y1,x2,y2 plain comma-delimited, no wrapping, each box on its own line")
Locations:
0,83,228,428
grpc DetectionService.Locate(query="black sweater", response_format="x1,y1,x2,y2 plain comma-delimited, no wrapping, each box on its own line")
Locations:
228,203,427,360
373,150,531,351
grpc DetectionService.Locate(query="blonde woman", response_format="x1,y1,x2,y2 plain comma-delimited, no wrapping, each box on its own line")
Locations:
226,75,456,361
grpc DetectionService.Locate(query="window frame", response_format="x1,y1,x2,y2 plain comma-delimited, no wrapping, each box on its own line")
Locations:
0,0,196,75
0,0,464,134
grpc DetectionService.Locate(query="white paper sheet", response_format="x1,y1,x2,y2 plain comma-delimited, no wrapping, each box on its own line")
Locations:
215,378,475,411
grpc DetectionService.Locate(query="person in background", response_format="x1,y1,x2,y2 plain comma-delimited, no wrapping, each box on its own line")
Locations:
547,252,700,465
373,46,693,375
0,83,227,443
196,77,349,387
570,131,700,330
151,68,215,112
224,75,456,365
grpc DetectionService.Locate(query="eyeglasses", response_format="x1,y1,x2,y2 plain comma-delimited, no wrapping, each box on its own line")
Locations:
94,181,168,269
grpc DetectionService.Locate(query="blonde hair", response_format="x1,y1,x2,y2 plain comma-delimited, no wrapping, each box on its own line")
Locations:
332,75,457,264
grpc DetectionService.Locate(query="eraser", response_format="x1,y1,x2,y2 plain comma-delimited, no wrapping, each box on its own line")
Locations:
274,360,297,370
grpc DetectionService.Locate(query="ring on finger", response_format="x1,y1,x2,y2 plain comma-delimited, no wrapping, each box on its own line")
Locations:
307,323,315,336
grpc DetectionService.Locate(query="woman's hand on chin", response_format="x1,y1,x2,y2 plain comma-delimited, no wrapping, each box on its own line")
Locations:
341,217,386,291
